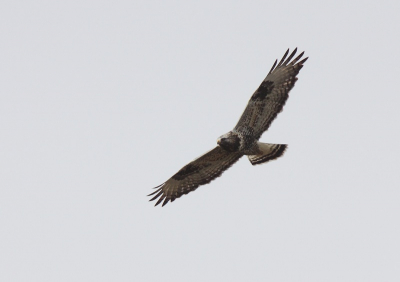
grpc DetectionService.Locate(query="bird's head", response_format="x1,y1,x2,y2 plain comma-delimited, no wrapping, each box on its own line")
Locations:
217,132,241,152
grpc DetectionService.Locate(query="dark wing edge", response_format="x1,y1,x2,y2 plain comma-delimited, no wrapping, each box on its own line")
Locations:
148,146,242,207
234,48,308,139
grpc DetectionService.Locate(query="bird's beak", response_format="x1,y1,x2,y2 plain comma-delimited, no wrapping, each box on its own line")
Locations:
217,138,221,145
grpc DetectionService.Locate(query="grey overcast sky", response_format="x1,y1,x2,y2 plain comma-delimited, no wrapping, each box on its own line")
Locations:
1,1,399,281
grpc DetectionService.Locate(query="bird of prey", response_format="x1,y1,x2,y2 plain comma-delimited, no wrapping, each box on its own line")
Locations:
149,48,308,206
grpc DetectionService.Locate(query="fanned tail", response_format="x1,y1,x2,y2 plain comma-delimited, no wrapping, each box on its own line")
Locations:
248,142,287,165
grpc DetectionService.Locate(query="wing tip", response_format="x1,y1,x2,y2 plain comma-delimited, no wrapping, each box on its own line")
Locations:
154,195,166,206
268,59,278,74
282,48,297,66
148,184,165,202
270,48,307,73
148,183,174,207
299,57,309,64
161,198,170,207
277,49,290,67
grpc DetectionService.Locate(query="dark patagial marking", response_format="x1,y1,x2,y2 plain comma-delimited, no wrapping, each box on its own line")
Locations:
251,80,274,101
219,135,241,152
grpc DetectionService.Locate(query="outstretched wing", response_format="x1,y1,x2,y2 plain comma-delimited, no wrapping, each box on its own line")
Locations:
149,146,242,207
234,48,308,139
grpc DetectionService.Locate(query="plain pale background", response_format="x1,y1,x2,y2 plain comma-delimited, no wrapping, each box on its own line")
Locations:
1,1,399,281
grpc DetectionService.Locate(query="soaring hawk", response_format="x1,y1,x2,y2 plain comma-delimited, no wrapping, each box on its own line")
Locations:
149,48,308,206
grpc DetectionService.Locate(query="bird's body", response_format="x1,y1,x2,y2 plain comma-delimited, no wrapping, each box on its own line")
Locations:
149,48,308,206
218,128,263,155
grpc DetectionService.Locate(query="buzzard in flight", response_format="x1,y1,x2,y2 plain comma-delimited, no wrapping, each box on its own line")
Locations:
149,48,308,206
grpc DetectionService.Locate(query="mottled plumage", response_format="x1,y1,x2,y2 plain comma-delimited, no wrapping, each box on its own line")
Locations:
149,48,308,206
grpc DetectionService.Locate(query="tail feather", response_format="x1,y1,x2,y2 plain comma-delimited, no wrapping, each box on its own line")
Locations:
248,143,287,165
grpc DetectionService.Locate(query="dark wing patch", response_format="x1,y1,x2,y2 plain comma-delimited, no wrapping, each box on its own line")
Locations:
172,163,210,180
235,48,308,139
250,80,274,101
149,146,242,207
